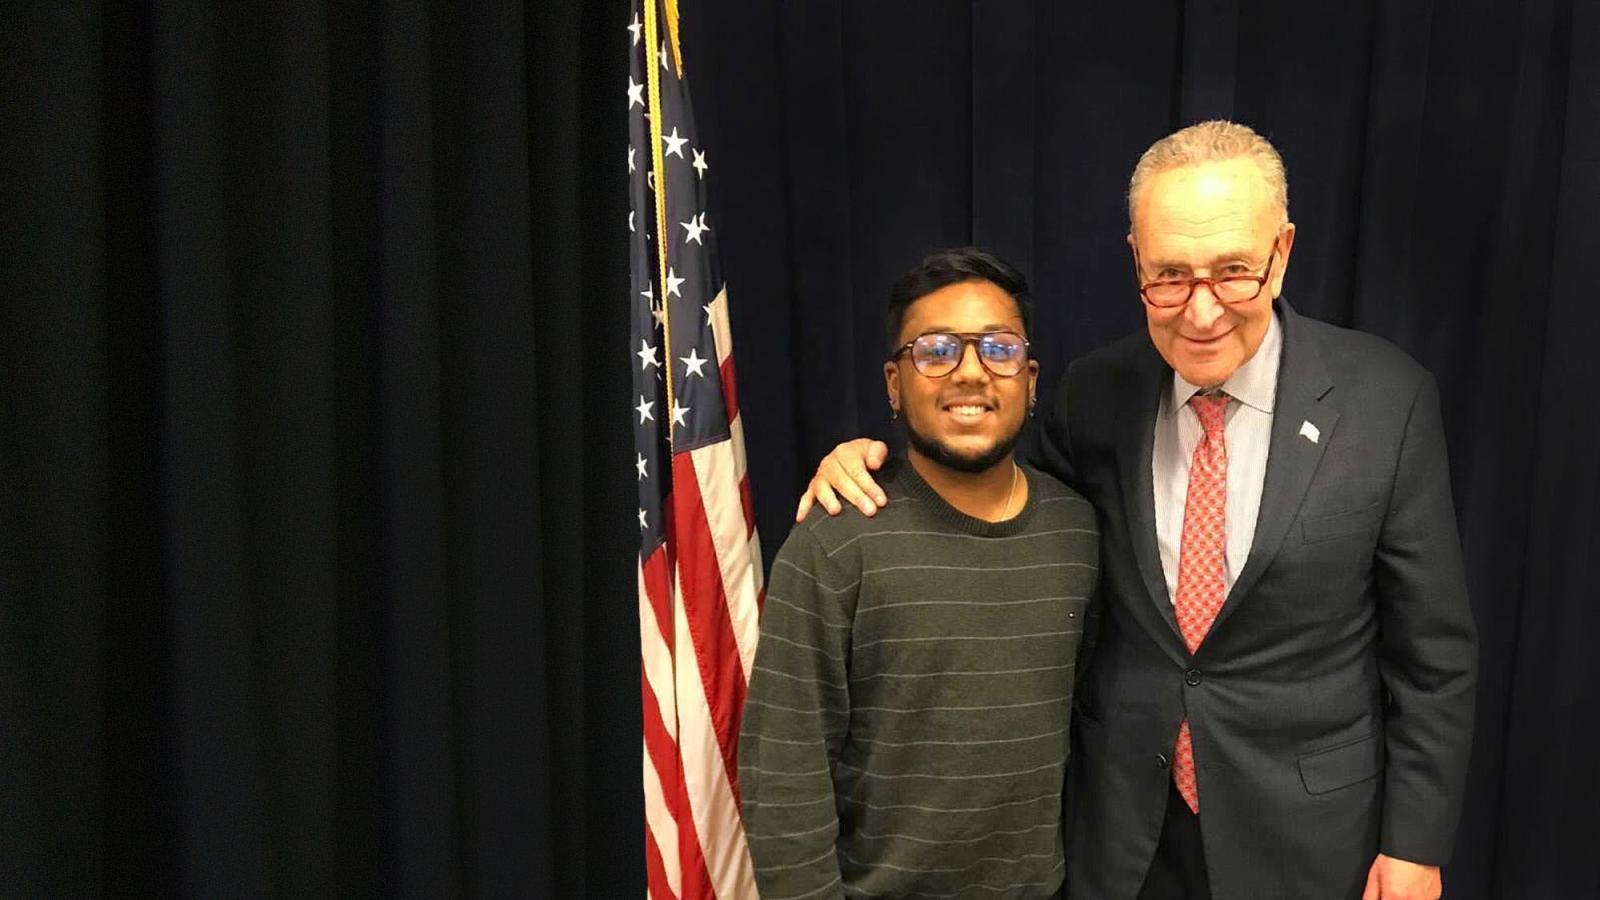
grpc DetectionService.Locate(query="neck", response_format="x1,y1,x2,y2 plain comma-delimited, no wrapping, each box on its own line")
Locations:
906,449,1027,522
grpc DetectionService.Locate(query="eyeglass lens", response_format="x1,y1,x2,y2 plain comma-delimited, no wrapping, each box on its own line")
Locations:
911,333,1027,376
1144,277,1264,307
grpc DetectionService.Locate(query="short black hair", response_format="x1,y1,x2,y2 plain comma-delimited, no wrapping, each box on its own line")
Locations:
885,247,1032,354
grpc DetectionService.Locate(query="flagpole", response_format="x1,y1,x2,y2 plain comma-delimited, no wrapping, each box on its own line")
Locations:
632,5,763,894
643,0,675,443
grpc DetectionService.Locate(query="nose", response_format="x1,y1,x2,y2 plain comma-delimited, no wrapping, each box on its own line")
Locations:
951,342,991,383
1184,283,1226,331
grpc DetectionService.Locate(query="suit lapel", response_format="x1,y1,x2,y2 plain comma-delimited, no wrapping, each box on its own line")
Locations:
1115,342,1188,660
1209,302,1338,636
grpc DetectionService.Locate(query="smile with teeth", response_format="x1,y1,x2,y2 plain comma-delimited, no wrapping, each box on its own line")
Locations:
942,401,994,422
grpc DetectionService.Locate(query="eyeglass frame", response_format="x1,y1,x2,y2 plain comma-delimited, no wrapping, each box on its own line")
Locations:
888,330,1033,378
1132,235,1284,309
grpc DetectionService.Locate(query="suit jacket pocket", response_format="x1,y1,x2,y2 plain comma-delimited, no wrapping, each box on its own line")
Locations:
1301,500,1384,544
1298,733,1384,794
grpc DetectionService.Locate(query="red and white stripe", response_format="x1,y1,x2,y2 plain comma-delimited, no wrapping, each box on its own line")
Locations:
641,284,763,899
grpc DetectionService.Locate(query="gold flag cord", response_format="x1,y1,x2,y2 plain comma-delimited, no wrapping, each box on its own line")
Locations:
644,0,676,442
664,0,683,73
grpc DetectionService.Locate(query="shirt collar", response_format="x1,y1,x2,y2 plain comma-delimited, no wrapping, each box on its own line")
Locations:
1167,310,1282,416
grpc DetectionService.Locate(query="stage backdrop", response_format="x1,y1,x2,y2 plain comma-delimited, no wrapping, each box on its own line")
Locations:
2,0,1595,897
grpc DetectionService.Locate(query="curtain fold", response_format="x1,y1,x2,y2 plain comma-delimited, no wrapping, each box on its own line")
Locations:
4,1,636,895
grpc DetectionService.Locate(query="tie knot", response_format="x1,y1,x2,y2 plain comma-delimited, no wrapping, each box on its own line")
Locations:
1190,393,1229,434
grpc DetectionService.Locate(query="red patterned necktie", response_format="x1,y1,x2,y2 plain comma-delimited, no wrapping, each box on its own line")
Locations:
1172,392,1230,814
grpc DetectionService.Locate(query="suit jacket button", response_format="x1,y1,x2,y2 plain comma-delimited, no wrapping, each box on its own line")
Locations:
1184,668,1203,686
1156,753,1169,768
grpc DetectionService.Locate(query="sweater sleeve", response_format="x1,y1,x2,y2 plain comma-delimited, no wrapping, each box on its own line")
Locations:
739,521,856,900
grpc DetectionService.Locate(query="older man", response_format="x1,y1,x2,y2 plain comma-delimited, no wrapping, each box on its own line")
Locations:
796,121,1476,900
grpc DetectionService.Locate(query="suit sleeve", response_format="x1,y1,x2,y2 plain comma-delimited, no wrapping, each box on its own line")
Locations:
1024,363,1108,689
1373,372,1478,865
738,522,856,900
1022,364,1079,486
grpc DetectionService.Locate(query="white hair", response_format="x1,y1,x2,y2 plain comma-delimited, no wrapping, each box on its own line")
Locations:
1127,120,1289,224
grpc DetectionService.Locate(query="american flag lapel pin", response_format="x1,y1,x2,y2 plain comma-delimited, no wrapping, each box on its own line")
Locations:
1299,420,1320,444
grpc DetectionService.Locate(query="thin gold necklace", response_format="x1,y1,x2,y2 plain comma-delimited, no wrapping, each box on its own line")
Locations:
1000,462,1020,520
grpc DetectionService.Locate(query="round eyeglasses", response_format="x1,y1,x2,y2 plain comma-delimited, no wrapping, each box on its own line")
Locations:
889,331,1030,378
1135,240,1280,308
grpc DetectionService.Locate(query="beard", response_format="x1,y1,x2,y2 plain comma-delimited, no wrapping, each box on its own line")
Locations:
897,408,1022,474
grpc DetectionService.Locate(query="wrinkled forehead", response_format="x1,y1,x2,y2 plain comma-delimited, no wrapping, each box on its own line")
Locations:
1132,158,1281,243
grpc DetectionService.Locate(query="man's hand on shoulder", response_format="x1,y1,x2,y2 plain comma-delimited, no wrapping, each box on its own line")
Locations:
1363,853,1441,900
794,439,890,521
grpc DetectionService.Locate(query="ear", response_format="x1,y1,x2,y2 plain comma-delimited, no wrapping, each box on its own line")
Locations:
1270,222,1297,298
1027,359,1040,406
884,360,901,412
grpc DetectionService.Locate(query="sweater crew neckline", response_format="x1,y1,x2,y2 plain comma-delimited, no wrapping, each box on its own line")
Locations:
890,456,1042,537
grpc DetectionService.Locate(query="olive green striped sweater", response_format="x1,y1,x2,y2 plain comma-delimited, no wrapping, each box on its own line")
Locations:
739,459,1098,899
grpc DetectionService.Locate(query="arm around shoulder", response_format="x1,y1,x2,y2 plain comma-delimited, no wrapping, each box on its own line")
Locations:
795,438,890,521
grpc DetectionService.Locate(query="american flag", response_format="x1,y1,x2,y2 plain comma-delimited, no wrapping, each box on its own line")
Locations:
628,2,763,898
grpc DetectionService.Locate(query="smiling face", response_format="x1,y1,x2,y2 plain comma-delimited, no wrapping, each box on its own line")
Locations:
884,279,1039,474
1130,156,1295,387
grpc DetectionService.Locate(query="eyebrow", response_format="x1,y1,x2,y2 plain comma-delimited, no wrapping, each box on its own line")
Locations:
914,323,1015,336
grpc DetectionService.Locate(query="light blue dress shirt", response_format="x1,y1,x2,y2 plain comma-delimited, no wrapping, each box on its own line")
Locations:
1152,311,1283,603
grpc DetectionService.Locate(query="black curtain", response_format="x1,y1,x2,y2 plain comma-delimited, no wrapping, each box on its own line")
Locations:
3,1,1596,898
3,0,639,896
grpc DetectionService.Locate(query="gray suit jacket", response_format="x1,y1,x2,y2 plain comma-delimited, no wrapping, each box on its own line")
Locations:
1031,301,1477,899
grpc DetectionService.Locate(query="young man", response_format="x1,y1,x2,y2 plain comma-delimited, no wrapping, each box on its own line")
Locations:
739,248,1098,899
797,122,1477,900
